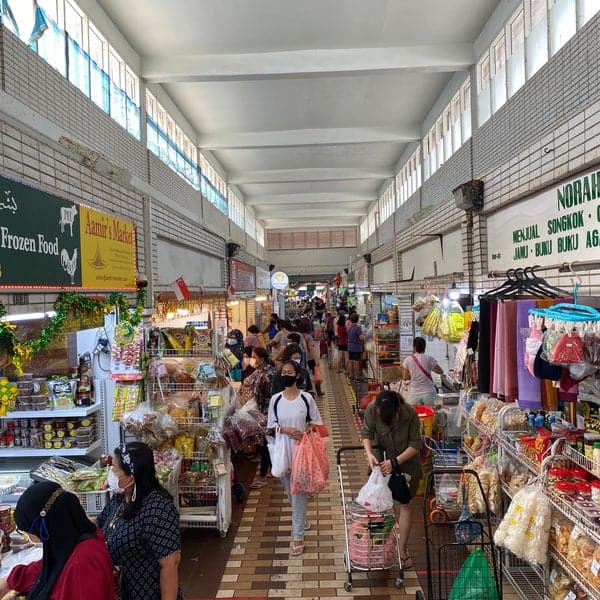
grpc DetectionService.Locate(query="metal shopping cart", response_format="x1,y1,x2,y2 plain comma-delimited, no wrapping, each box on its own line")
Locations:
336,446,404,593
417,467,502,600
423,436,468,522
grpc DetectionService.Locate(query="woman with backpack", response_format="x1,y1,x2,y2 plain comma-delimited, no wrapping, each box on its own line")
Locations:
267,360,322,557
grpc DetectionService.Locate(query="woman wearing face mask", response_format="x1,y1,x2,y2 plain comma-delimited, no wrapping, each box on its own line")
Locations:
226,329,245,363
267,360,323,556
361,390,423,569
0,481,114,600
236,347,275,489
271,344,313,395
97,442,182,600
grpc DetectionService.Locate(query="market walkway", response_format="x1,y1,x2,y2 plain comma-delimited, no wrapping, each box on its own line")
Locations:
180,364,423,599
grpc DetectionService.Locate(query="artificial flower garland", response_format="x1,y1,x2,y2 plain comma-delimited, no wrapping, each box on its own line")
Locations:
0,288,147,374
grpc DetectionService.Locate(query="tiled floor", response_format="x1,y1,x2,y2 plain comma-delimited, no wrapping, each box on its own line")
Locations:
179,364,523,599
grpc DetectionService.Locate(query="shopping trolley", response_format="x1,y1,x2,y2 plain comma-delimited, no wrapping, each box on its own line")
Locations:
336,446,404,593
416,467,501,600
423,436,468,522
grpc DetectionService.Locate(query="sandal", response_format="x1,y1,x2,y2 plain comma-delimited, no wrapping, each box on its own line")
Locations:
401,554,413,569
249,478,268,489
291,541,304,556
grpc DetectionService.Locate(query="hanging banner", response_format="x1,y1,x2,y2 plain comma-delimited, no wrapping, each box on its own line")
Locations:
0,173,136,289
229,258,255,293
355,263,369,289
255,266,271,290
487,167,600,271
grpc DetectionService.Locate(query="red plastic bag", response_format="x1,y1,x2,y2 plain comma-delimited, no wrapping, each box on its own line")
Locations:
290,431,328,494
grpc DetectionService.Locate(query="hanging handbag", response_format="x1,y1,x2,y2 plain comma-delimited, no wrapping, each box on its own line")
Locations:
387,455,412,504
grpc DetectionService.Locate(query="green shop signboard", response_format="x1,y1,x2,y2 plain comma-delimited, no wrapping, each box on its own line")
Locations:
487,168,600,270
0,173,137,289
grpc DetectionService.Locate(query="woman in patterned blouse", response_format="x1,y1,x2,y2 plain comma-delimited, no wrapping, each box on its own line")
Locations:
97,442,182,600
240,347,275,489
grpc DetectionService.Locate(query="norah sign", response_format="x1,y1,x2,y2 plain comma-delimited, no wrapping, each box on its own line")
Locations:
0,173,137,289
488,168,600,271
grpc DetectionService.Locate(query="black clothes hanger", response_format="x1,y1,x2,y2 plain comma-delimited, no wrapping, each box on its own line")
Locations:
480,266,571,300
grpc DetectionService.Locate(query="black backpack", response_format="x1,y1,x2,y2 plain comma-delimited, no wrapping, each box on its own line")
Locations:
273,392,313,424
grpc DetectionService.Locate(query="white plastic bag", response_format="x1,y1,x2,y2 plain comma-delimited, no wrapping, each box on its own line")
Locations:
355,466,394,512
268,431,295,478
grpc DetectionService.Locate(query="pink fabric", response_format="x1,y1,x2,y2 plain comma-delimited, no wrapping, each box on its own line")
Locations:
504,302,519,402
488,302,498,396
493,302,506,397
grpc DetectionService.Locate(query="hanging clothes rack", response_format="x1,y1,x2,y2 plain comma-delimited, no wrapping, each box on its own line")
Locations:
480,266,571,300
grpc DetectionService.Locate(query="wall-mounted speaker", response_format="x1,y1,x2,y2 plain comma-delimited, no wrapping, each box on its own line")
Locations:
452,180,484,211
363,253,372,264
269,264,275,272
227,242,240,258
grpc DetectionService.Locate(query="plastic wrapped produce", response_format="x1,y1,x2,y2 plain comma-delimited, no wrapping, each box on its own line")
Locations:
494,484,551,566
222,407,266,452
547,563,574,600
567,526,595,575
121,401,179,447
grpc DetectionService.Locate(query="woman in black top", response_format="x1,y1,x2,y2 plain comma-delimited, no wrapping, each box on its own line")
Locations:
97,442,182,600
271,344,313,395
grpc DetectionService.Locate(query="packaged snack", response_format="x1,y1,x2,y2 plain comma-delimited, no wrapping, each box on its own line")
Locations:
48,378,76,409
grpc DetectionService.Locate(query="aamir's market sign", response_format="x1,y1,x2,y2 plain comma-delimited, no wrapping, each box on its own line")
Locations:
0,173,136,289
229,258,256,292
487,167,600,271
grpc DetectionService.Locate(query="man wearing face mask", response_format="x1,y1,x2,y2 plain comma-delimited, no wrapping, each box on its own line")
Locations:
267,360,323,556
97,442,182,600
271,344,313,395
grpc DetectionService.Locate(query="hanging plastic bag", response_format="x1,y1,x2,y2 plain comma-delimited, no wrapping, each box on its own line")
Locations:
422,304,442,337
355,466,394,512
290,432,328,494
267,431,295,478
455,473,481,543
447,547,499,600
550,329,585,364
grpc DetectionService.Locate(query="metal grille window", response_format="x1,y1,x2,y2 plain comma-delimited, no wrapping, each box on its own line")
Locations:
6,0,140,138
146,91,200,190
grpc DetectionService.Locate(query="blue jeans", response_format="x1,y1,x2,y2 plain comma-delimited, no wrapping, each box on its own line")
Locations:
281,474,308,541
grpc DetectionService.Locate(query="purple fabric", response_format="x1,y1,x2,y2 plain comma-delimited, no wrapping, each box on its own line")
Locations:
516,300,541,409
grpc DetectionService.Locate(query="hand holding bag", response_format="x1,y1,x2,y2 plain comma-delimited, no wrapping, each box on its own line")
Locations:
356,465,394,512
268,429,295,478
387,456,412,504
290,431,327,494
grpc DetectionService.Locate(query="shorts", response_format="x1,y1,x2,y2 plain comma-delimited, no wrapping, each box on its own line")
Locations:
348,351,362,361
337,344,348,351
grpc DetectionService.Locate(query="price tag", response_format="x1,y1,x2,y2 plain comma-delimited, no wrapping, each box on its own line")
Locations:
208,393,222,408
564,591,576,600
591,558,600,576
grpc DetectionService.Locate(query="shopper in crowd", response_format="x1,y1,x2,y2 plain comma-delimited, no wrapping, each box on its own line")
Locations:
335,314,349,373
238,347,276,489
241,346,256,382
270,320,294,354
402,336,444,406
0,481,114,600
325,311,335,343
226,329,245,362
298,308,314,336
97,442,182,600
362,390,422,569
272,344,313,394
262,315,279,341
297,319,323,396
267,360,323,556
347,313,365,379
244,325,263,348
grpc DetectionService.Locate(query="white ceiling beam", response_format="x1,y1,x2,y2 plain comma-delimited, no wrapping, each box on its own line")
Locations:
229,168,394,184
142,44,474,83
245,192,375,206
258,207,366,218
199,127,419,149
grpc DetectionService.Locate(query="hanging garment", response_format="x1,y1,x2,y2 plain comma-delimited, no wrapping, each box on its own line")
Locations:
504,302,519,402
516,300,541,410
493,302,506,398
488,301,498,396
536,299,559,412
477,300,491,394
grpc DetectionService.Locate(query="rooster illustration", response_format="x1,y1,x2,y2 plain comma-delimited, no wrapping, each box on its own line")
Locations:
60,248,78,284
